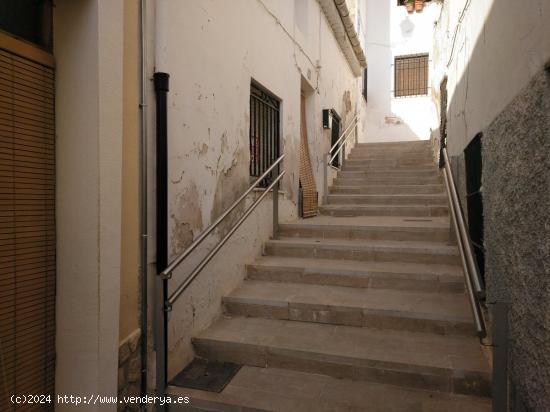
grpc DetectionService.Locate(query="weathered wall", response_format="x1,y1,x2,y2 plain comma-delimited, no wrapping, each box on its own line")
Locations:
431,0,550,408
150,0,365,379
432,0,550,157
364,0,440,142
55,0,123,407
483,68,550,410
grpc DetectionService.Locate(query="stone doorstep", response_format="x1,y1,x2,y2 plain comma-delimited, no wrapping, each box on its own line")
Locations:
192,317,491,397
319,204,449,218
327,194,448,206
264,238,461,266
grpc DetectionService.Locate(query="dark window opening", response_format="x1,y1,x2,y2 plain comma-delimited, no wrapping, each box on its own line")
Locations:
0,0,53,52
330,110,341,168
362,68,368,103
249,81,280,188
394,53,429,97
397,0,432,5
465,133,485,283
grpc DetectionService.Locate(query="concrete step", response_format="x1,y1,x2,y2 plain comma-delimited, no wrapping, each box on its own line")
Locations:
193,317,491,397
337,169,439,178
247,256,465,293
319,204,449,217
349,150,432,157
264,238,461,265
345,156,436,165
330,184,445,195
224,280,474,336
334,176,442,186
356,141,431,148
327,194,448,205
343,163,435,171
278,216,450,242
168,366,491,412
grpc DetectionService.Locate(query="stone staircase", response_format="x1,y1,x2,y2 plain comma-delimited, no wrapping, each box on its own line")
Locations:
169,140,491,411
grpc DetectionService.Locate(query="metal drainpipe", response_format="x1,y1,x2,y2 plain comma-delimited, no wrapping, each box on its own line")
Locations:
139,0,148,401
153,71,169,405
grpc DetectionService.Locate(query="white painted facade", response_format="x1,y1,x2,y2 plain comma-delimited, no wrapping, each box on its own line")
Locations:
431,0,550,156
147,0,367,379
364,0,441,142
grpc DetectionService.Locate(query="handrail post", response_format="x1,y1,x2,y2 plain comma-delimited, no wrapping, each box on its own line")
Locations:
323,153,329,204
272,163,279,239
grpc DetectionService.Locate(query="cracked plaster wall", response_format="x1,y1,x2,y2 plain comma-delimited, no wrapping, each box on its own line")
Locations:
151,0,366,379
431,0,550,408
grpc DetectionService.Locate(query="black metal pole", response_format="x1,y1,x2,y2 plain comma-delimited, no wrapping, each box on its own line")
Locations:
154,72,169,405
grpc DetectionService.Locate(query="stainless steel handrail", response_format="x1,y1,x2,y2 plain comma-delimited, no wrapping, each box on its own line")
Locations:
160,154,284,280
161,154,285,310
329,114,358,154
442,148,485,299
323,115,359,204
442,167,487,338
165,171,285,310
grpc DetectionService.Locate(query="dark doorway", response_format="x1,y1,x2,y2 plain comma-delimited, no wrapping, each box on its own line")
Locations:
465,133,485,283
330,110,341,168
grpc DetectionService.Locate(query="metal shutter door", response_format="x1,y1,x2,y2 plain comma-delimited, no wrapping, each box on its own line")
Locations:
0,48,55,411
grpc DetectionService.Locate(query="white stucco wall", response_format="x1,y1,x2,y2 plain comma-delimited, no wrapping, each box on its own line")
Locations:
55,0,123,408
431,0,550,155
364,0,440,142
149,0,366,379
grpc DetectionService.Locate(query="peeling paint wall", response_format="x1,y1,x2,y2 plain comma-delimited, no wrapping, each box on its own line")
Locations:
150,0,366,378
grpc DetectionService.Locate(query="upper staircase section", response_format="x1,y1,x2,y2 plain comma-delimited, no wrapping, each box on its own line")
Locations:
321,141,447,217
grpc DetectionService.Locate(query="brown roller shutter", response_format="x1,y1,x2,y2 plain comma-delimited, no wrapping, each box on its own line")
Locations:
0,44,55,411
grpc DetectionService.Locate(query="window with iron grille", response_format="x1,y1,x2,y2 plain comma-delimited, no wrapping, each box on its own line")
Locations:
394,53,429,97
249,81,280,187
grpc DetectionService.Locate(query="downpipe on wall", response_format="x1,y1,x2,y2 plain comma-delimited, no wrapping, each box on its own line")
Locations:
153,72,169,410
139,0,148,403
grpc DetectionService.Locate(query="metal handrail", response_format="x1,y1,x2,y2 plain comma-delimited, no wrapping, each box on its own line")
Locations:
161,154,285,310
441,148,485,298
329,114,358,155
441,147,486,339
160,154,284,280
329,115,358,166
442,168,486,339
323,115,359,204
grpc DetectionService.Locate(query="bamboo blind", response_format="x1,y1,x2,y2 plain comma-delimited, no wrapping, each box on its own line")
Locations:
0,47,55,410
299,94,318,218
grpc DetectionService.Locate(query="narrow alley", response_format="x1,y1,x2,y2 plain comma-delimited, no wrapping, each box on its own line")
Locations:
0,1,548,411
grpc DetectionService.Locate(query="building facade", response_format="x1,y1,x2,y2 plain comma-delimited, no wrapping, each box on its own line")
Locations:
430,0,550,409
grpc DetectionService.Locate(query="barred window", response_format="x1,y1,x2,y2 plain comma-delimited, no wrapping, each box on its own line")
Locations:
394,53,429,97
249,81,280,187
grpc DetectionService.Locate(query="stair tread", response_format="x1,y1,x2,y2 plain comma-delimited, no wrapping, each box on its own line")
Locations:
168,366,491,412
194,317,490,374
269,237,459,255
328,193,447,198
280,215,450,229
226,280,472,322
320,204,447,210
250,256,463,278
